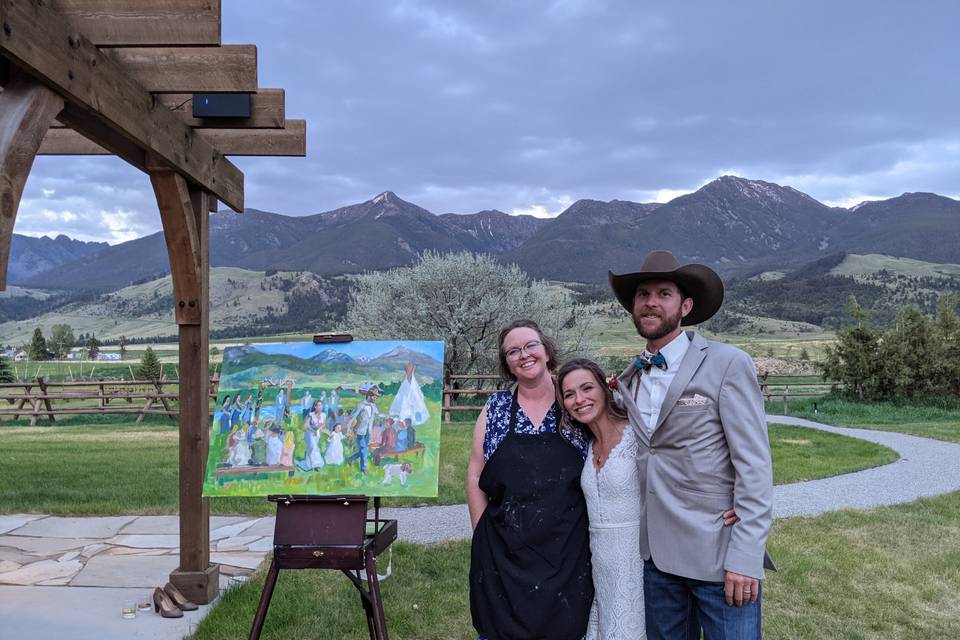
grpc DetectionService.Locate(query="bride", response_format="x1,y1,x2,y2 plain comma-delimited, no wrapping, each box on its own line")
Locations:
558,358,738,639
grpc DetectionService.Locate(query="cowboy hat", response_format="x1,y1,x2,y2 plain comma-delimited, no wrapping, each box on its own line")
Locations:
608,250,724,326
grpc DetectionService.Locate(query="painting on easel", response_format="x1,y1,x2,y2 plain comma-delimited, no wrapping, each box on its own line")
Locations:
202,340,444,497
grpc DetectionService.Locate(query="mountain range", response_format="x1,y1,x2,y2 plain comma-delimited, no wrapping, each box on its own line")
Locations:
8,176,960,291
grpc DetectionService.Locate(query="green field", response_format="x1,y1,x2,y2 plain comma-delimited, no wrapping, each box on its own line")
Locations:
0,418,895,515
769,396,960,444
588,312,836,359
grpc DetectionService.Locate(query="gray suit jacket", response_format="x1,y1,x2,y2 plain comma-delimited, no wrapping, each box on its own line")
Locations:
619,331,773,582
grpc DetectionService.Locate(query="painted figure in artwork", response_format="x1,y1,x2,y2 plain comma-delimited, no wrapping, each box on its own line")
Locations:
325,424,345,465
345,384,381,474
296,413,326,471
266,425,283,466
227,424,249,467
279,431,295,467
250,427,268,466
219,396,232,434
240,393,254,425
274,387,287,423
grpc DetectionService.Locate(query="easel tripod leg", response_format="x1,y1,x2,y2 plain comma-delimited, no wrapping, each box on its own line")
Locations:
366,551,388,640
249,559,280,640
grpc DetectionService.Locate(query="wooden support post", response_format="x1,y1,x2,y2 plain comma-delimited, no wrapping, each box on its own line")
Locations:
152,172,218,603
0,73,64,290
783,386,789,416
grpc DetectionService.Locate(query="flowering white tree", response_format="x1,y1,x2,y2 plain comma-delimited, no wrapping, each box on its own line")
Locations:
346,251,592,378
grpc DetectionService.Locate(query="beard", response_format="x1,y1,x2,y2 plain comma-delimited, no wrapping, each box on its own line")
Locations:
632,306,684,340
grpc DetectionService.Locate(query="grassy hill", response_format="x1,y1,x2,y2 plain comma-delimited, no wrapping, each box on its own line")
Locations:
0,268,351,346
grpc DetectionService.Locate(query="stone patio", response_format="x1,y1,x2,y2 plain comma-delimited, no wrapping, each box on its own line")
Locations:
0,514,275,640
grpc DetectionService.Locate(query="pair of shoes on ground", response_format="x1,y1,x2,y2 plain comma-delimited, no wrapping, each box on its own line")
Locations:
153,582,198,618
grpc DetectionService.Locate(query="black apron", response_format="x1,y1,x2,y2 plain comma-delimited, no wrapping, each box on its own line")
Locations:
470,393,593,640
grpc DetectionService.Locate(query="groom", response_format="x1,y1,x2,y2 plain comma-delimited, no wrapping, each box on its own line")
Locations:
610,250,773,639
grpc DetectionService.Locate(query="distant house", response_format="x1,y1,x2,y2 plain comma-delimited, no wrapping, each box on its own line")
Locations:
66,351,82,360
2,348,14,359
96,353,121,361
14,350,27,361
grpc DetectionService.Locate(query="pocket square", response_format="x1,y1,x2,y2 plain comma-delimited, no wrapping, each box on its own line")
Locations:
677,393,710,407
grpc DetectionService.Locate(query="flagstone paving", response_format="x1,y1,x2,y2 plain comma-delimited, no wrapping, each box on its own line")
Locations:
2,415,959,639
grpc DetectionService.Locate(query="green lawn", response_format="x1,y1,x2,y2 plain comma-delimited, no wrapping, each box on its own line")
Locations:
769,396,960,444
0,419,893,515
0,421,472,515
769,423,896,484
190,490,960,640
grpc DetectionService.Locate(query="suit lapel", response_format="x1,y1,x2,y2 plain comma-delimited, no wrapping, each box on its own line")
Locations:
617,362,651,447
654,331,708,432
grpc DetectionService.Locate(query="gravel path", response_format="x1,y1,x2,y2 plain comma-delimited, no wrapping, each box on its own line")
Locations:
385,415,960,544
768,414,960,517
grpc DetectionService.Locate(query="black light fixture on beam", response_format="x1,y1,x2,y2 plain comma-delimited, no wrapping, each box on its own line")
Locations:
192,93,252,118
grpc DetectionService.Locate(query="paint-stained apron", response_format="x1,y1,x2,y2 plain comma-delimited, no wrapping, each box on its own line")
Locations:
470,393,593,640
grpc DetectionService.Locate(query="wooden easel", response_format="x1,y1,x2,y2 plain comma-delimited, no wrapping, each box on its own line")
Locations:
249,495,397,640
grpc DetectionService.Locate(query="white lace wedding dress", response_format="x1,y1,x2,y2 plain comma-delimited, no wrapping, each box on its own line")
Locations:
582,426,646,640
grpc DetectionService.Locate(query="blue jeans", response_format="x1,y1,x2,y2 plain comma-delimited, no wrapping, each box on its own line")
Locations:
347,434,369,473
645,559,761,640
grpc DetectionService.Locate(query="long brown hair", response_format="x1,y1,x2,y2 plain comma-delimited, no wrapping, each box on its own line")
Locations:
556,358,627,434
497,319,559,381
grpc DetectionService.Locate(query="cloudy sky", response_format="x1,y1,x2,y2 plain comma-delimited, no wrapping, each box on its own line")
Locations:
18,0,960,243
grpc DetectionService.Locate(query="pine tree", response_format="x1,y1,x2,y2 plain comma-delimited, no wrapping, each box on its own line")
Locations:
27,328,49,361
0,354,14,383
136,346,162,381
86,336,101,361
118,335,127,360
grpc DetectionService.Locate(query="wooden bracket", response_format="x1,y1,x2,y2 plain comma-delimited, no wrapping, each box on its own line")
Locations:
0,72,64,290
150,170,205,324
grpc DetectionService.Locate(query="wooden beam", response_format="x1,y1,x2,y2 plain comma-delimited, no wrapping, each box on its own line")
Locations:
150,171,201,325
0,0,244,210
200,120,305,156
0,74,64,291
105,45,257,93
51,89,286,128
52,0,220,47
41,120,307,156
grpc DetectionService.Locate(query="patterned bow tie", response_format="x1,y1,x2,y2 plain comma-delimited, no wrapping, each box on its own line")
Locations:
635,352,667,371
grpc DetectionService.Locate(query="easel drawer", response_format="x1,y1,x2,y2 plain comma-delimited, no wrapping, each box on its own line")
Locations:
275,545,366,570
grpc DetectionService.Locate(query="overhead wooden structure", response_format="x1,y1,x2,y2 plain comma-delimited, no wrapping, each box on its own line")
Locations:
0,0,307,604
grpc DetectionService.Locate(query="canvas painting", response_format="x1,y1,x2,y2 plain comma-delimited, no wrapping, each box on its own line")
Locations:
203,340,444,497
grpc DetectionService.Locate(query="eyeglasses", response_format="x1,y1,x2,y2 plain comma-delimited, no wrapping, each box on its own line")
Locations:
504,340,543,361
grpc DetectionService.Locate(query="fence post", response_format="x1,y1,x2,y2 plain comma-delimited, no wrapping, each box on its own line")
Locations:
37,376,55,425
443,373,452,423
783,385,789,416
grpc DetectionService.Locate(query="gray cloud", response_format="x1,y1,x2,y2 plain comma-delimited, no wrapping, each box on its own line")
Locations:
16,0,960,242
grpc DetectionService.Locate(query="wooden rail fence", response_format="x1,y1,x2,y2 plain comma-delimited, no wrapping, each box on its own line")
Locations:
442,374,839,420
0,374,836,425
0,377,222,425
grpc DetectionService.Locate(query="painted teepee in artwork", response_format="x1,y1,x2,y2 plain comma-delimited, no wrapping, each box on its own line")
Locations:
389,364,430,425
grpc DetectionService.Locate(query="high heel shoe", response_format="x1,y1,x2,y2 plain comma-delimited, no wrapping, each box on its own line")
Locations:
163,582,198,611
153,587,183,618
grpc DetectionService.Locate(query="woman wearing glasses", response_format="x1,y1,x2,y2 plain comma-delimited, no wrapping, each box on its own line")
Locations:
468,319,593,640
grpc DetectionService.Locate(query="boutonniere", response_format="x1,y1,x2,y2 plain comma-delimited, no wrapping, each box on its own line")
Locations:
607,373,619,391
